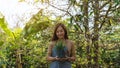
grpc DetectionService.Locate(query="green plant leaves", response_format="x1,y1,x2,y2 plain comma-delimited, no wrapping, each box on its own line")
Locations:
0,18,14,38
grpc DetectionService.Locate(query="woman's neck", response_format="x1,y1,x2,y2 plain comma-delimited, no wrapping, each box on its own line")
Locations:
58,38,66,42
57,38,67,44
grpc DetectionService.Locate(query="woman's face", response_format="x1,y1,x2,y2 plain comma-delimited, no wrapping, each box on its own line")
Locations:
56,26,65,39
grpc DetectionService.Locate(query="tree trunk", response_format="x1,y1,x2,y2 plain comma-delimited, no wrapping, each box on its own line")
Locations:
92,0,99,68
83,0,92,68
16,50,22,68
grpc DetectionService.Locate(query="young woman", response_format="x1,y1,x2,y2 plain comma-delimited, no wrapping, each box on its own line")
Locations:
46,23,76,68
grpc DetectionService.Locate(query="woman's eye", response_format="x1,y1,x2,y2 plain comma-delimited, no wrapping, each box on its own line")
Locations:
57,31,59,33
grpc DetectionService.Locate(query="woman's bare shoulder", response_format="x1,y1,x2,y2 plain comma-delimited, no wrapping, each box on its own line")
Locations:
49,41,56,46
66,39,74,44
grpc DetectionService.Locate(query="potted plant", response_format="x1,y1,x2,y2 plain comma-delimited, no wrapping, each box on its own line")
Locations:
55,40,68,58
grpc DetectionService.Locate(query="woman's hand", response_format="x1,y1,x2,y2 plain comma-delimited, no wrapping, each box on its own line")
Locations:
54,56,60,61
67,56,75,61
54,56,75,62
54,56,68,61
59,57,68,61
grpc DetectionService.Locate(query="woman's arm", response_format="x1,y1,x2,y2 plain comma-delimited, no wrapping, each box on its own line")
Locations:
46,42,55,61
69,41,76,61
46,42,60,61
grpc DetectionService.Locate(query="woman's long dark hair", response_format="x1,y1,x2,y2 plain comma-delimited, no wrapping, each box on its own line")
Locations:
51,23,68,41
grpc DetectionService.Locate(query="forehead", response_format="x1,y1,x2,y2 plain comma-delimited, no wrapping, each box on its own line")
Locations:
56,26,64,31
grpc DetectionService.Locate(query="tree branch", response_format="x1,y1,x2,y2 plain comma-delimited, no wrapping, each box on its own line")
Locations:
48,3,84,33
99,1,111,10
48,3,73,16
99,2,112,30
74,21,83,33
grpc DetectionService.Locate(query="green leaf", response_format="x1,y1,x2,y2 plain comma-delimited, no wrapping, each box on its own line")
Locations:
22,21,50,38
114,0,120,4
74,25,79,31
0,18,13,38
0,41,4,46
89,12,93,16
70,16,73,24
